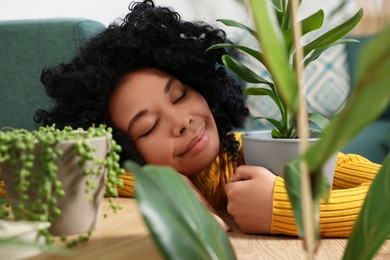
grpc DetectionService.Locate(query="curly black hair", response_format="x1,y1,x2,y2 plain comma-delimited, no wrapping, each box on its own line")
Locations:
35,0,248,165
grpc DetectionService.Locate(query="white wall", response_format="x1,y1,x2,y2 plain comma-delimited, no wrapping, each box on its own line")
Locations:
0,0,249,26
0,0,348,44
2,0,362,41
0,0,346,24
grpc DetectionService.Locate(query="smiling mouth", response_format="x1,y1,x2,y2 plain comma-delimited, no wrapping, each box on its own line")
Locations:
179,126,208,157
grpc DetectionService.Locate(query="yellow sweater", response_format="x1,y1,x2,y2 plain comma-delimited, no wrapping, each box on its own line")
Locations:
117,134,380,238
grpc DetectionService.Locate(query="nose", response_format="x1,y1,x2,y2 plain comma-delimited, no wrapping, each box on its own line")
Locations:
170,111,193,137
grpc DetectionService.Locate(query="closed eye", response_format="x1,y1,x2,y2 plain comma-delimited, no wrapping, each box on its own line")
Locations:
140,119,159,138
173,90,187,104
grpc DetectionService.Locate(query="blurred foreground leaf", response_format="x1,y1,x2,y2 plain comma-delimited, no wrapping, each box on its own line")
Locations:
343,154,390,260
125,161,236,260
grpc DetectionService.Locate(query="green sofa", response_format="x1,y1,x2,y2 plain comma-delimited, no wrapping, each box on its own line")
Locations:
0,18,105,131
0,19,388,163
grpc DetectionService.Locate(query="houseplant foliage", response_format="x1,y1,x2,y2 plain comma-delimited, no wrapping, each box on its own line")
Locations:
0,124,124,247
212,0,389,257
212,0,389,258
285,23,390,259
126,161,236,260
208,0,362,138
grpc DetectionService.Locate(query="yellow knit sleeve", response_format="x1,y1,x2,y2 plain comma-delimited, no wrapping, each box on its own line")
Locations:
117,173,135,198
271,177,370,237
333,153,381,189
271,153,380,237
0,174,135,198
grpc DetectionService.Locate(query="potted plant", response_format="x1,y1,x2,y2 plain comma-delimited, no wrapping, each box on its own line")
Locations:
0,124,124,247
207,0,363,184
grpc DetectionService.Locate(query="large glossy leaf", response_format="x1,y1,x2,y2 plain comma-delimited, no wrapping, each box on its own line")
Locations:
222,55,272,85
343,154,390,260
305,25,390,172
249,0,298,114
125,161,236,260
303,8,363,57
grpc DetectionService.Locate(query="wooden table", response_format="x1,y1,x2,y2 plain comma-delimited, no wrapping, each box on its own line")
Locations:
30,198,390,259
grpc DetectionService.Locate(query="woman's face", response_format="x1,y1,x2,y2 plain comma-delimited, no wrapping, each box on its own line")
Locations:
108,68,220,177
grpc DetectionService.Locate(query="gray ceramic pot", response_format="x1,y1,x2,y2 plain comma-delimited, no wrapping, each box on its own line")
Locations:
242,130,337,185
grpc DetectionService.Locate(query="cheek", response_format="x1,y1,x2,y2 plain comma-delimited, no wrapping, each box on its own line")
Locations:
135,138,172,165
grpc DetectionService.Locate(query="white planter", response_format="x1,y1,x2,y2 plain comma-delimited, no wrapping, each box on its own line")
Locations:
1,136,109,236
242,130,337,185
0,220,50,260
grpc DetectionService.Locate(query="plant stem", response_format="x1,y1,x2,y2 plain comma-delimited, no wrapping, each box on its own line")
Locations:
290,0,315,259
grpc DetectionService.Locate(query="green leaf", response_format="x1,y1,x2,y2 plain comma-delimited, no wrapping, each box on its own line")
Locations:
222,55,273,85
303,8,363,57
243,87,279,104
271,128,285,138
343,154,390,260
126,161,236,260
249,0,298,115
243,87,274,96
305,25,390,172
308,113,329,130
280,0,292,31
206,43,266,64
216,19,258,39
284,158,331,239
271,0,284,12
283,158,304,237
284,9,325,55
301,10,324,36
304,39,359,66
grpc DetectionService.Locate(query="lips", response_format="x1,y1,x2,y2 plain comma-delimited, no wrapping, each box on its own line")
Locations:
179,126,208,157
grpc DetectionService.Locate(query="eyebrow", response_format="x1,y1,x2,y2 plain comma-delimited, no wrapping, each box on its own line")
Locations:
164,77,175,94
127,76,175,134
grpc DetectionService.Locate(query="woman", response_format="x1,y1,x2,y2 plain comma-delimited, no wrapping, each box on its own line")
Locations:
35,0,380,236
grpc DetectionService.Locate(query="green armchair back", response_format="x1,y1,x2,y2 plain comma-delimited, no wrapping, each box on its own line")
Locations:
0,18,105,131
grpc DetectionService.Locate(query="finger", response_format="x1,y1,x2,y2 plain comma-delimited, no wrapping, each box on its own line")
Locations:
229,165,258,182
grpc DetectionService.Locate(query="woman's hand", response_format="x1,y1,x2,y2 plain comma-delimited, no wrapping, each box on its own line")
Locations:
225,165,276,234
180,175,231,232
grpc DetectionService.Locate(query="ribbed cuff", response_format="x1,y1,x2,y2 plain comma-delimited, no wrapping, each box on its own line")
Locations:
271,176,370,237
333,153,380,189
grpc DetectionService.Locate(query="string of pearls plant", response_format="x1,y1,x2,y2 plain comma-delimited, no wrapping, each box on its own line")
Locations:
0,124,124,247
